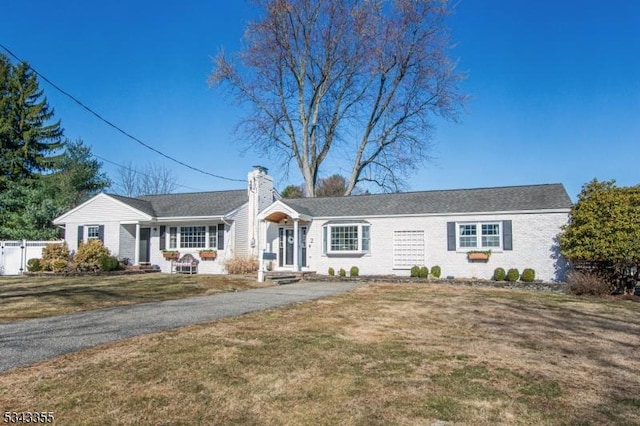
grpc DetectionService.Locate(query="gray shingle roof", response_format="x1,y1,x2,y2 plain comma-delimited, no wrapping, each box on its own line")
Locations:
281,183,572,217
108,190,248,218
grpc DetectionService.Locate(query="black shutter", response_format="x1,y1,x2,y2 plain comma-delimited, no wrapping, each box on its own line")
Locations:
77,226,84,247
503,220,513,251
159,226,166,250
217,223,225,250
98,225,105,242
446,222,456,251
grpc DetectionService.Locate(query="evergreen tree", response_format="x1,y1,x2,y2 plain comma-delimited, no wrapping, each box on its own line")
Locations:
0,54,64,186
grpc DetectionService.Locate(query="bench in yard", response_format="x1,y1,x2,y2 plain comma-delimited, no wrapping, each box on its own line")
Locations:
171,253,199,274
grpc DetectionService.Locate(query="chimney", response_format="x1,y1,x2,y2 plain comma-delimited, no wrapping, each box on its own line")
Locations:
247,166,274,256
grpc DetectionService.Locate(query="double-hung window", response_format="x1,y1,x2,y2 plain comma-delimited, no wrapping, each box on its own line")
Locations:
457,222,501,250
322,223,371,255
167,225,221,249
87,225,100,240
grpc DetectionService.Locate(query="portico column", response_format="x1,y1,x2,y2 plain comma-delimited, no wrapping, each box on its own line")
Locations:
293,219,299,271
258,218,266,282
134,223,140,265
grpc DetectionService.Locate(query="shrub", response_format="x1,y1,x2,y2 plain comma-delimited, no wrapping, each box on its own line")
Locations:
521,268,536,283
50,258,68,273
410,266,421,277
328,267,335,276
74,240,111,272
567,271,611,296
98,255,121,272
41,242,70,271
431,265,441,278
350,266,359,277
419,266,429,278
506,268,520,282
224,257,259,274
27,258,42,272
493,267,506,281
339,268,346,277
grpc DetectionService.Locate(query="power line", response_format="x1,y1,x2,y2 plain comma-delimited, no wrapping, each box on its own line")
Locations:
0,43,246,183
93,154,209,193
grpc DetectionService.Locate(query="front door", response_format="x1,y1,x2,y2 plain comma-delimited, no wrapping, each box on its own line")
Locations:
279,228,294,267
278,226,307,268
139,228,151,263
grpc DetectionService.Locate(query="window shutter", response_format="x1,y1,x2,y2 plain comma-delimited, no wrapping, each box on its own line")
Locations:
446,222,456,251
322,226,327,254
77,226,84,247
217,223,225,250
98,225,105,242
502,220,513,251
159,226,166,250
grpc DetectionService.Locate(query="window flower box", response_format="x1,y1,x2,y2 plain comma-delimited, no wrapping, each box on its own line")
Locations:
467,250,491,262
162,250,180,260
199,250,217,260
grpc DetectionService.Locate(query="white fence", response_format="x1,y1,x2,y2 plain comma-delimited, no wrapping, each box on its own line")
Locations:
0,240,62,276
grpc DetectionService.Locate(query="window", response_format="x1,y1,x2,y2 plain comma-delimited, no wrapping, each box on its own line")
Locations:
208,226,217,249
393,230,425,269
166,225,221,249
323,223,370,254
457,222,501,249
169,227,177,249
87,226,100,240
180,226,207,248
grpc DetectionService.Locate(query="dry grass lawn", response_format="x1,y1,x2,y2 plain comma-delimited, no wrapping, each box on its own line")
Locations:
0,273,268,323
1,284,639,425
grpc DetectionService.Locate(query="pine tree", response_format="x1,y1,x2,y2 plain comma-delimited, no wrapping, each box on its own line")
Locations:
0,54,64,184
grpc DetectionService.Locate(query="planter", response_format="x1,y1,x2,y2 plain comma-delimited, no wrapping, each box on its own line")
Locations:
162,252,180,260
199,251,217,260
467,252,490,262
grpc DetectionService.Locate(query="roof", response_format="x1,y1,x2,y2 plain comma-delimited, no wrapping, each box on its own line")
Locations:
108,190,248,217
280,183,572,217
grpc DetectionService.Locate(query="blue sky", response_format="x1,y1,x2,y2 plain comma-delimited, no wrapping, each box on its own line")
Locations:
2,0,638,200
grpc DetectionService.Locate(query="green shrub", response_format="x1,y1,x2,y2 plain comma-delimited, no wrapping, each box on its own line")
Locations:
74,240,111,272
506,268,520,282
328,267,335,276
410,266,421,277
350,266,359,277
98,255,121,272
493,267,506,281
27,258,42,272
419,266,429,278
521,268,536,283
41,242,70,271
339,268,346,277
431,265,441,278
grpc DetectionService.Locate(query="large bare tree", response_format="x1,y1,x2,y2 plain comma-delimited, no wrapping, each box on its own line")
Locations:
113,162,179,196
211,0,464,196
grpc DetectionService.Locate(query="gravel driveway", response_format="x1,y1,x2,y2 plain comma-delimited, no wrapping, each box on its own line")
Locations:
0,281,363,373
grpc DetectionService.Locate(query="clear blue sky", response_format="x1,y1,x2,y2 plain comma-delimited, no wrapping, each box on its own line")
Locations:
2,0,638,200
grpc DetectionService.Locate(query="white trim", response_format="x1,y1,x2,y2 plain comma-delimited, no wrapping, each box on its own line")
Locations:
258,200,313,221
323,223,371,255
157,216,226,222
308,208,571,221
455,221,502,251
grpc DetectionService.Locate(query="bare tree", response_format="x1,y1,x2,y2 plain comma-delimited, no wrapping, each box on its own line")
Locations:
113,162,179,196
211,0,465,196
316,174,349,197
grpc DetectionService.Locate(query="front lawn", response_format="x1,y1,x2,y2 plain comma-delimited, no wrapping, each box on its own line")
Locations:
1,284,638,425
0,273,269,323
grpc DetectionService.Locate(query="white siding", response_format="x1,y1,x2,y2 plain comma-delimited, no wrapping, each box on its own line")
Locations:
119,224,136,262
60,194,149,223
288,211,569,282
229,203,249,258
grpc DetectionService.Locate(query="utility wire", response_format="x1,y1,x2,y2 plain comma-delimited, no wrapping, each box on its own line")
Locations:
0,43,246,183
93,154,209,193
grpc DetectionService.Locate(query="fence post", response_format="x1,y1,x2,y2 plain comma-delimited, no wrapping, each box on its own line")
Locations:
20,239,26,274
